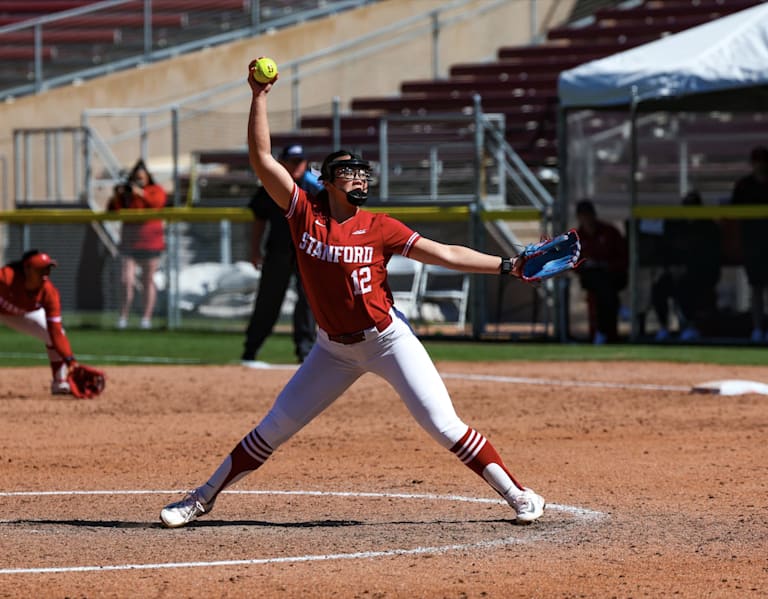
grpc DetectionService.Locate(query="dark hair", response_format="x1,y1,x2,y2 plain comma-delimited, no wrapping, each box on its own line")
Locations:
575,199,596,216
127,158,156,185
750,146,768,164
682,190,702,206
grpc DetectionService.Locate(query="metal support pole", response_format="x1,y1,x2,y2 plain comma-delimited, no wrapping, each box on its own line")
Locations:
628,91,640,342
13,131,22,207
45,132,54,200
429,146,439,200
34,24,43,93
73,129,82,203
555,105,569,341
496,114,506,205
166,221,179,330
220,221,232,265
168,106,181,330
530,0,538,41
431,10,440,79
250,0,261,33
678,138,688,196
378,117,389,201
24,133,32,204
332,96,341,149
171,107,180,207
143,0,153,59
81,114,92,207
54,130,63,201
471,94,486,338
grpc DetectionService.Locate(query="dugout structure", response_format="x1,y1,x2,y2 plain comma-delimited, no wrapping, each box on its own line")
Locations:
557,3,768,342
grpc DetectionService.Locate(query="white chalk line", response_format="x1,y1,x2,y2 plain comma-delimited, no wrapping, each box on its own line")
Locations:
2,356,692,391
0,489,605,575
441,372,690,392
0,351,202,364
239,363,691,392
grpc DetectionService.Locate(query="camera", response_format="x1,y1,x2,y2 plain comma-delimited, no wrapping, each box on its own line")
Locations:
113,177,140,207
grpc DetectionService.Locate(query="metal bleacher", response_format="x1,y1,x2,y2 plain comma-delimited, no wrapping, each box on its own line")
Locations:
181,0,766,212
279,0,762,174
0,0,378,99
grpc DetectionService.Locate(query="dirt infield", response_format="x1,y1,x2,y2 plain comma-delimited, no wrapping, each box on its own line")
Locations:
1,361,767,598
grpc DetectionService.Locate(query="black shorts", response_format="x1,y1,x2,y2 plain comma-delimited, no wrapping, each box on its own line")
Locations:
122,249,163,261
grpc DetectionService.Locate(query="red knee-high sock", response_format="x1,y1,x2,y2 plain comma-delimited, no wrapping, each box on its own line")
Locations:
199,429,273,503
450,427,525,493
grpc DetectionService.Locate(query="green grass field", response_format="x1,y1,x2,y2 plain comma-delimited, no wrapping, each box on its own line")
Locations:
1,327,766,366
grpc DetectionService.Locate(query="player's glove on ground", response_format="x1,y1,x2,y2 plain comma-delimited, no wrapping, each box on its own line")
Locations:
67,363,107,399
513,229,582,283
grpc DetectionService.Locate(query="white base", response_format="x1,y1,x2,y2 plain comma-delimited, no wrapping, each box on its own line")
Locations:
240,360,271,369
691,379,768,396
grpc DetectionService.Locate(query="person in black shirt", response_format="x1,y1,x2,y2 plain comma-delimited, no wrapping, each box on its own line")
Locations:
241,145,322,364
731,146,768,342
651,190,721,342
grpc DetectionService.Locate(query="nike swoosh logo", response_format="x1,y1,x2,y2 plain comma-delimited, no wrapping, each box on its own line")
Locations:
314,219,326,227
352,229,367,235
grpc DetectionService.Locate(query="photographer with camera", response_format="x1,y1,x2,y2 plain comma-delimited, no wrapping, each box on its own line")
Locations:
107,159,167,329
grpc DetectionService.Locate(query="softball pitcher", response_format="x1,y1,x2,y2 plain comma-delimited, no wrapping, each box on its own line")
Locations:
160,59,545,527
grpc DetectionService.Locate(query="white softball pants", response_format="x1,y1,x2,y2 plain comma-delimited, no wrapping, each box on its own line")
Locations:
0,309,65,365
256,308,468,450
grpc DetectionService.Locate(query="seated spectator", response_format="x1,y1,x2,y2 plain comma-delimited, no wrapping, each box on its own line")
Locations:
575,199,628,344
652,190,721,342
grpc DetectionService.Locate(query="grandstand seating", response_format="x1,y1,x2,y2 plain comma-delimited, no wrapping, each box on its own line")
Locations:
182,0,763,207
0,0,351,96
280,0,764,181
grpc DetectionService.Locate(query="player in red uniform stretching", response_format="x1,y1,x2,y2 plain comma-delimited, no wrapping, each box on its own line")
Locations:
160,59,545,527
0,250,79,395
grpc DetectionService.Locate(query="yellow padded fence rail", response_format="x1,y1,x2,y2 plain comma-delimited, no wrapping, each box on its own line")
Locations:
632,205,768,220
0,206,542,224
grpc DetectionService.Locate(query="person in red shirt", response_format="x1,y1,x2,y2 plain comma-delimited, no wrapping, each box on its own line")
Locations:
108,159,167,330
575,199,628,344
160,58,547,528
0,250,79,395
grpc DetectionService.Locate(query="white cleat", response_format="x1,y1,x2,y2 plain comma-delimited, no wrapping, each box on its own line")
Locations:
508,488,545,523
160,490,214,528
50,380,72,395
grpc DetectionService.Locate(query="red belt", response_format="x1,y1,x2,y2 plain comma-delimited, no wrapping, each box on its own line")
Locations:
327,314,393,345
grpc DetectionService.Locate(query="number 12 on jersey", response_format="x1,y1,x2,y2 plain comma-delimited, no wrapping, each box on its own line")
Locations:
351,266,372,295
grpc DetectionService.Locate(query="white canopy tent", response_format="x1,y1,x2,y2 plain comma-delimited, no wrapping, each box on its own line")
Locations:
558,3,768,109
555,3,768,341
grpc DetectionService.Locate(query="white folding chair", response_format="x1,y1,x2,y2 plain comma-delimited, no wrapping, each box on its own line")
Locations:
386,254,423,320
417,264,470,329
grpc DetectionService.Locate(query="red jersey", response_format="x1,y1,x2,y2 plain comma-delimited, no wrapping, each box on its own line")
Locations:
0,265,73,359
286,185,420,336
116,184,167,252
577,220,628,275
